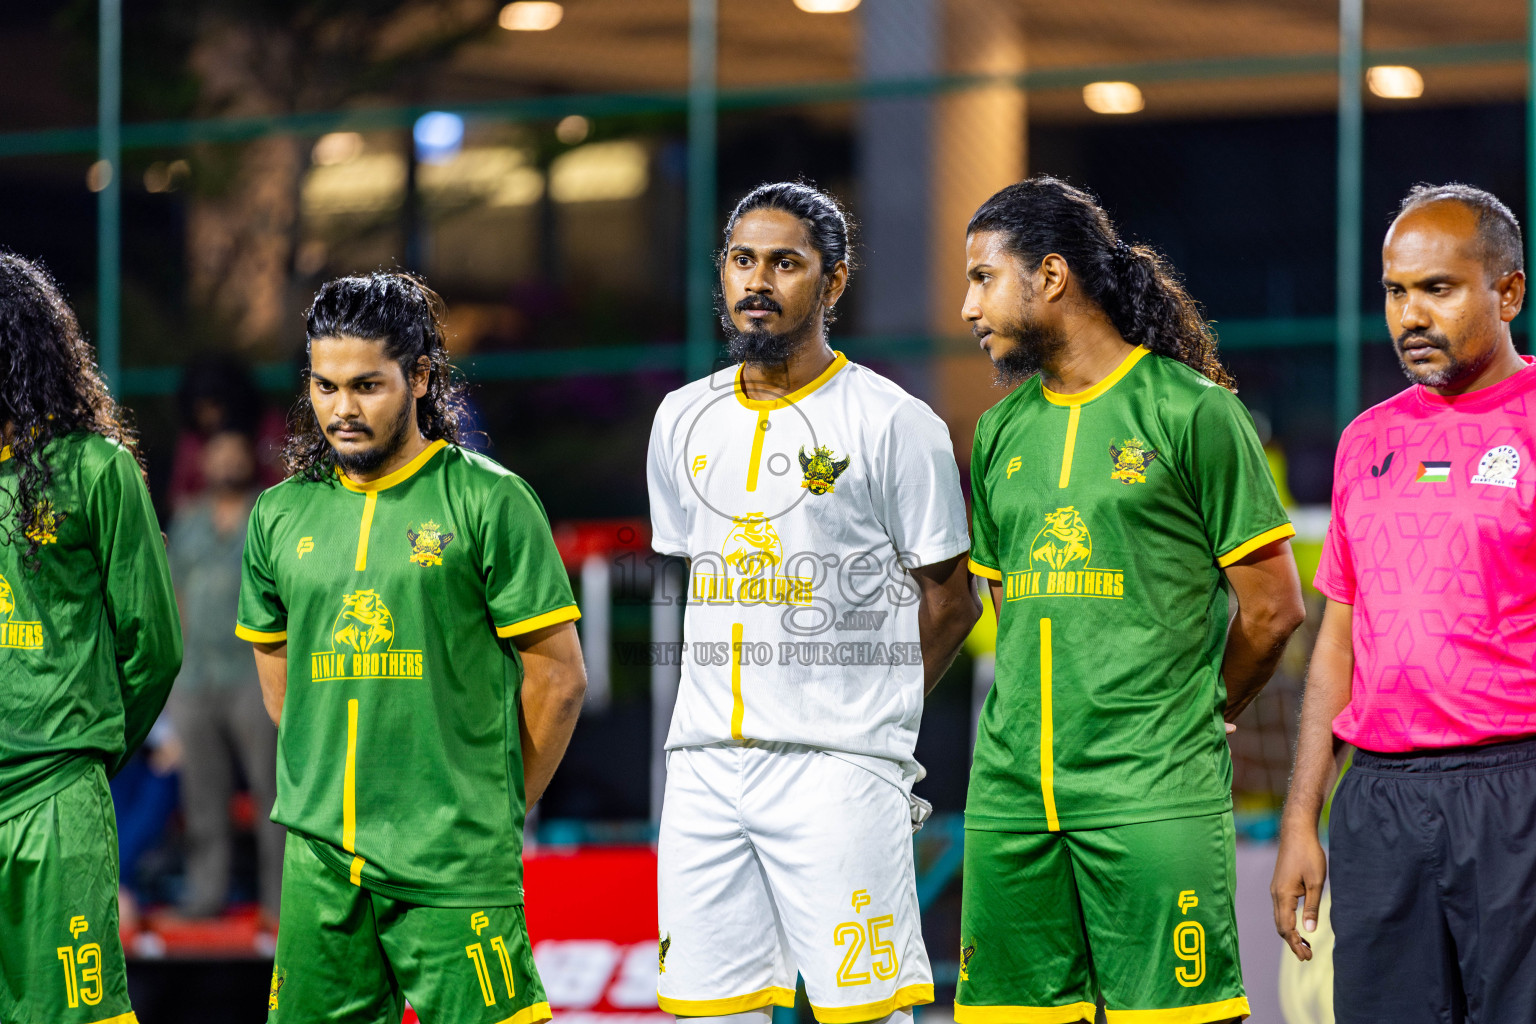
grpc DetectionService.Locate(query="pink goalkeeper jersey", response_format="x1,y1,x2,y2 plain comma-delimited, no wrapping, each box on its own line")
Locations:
1316,358,1536,752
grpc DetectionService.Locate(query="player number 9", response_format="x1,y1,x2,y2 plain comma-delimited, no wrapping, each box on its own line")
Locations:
1172,921,1205,988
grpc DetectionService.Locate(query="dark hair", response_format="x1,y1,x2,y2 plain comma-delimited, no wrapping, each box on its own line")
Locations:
176,352,263,437
1396,182,1524,279
967,176,1235,391
0,253,139,570
283,272,465,482
721,182,855,320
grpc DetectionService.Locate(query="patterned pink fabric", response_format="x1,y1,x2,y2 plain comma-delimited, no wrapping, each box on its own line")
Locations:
1317,358,1536,751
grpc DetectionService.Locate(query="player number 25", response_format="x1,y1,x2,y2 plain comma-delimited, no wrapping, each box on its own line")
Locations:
834,915,899,987
1172,921,1205,988
467,936,517,1006
57,943,103,1008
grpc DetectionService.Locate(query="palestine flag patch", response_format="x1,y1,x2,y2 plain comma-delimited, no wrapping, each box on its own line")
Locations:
1416,461,1451,483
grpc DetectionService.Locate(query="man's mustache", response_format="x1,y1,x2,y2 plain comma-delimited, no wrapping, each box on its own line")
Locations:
735,295,783,315
326,421,373,437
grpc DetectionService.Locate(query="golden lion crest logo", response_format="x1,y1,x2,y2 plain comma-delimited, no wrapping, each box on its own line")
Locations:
332,590,395,652
959,942,976,982
1109,437,1159,485
722,514,783,575
0,574,13,617
798,445,851,495
1031,507,1092,571
406,520,454,567
24,500,66,544
659,933,671,974
268,970,285,1012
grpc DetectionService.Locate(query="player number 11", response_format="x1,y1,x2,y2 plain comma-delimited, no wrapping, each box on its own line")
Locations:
467,936,517,1006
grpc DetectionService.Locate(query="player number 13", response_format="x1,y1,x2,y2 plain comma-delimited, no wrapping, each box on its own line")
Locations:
833,915,898,987
57,943,103,1008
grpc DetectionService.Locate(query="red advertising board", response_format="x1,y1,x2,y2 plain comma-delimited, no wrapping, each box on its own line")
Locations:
405,846,663,1024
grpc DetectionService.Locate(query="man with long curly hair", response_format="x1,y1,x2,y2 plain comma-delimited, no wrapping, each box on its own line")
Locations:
236,272,586,1024
954,178,1304,1024
0,253,182,1024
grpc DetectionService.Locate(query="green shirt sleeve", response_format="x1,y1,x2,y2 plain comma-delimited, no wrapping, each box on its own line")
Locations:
483,474,580,639
87,443,182,775
236,491,288,642
1181,385,1295,567
968,415,1002,579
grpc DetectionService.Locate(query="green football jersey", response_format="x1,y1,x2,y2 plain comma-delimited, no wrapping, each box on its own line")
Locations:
967,347,1292,833
0,433,182,823
236,440,579,907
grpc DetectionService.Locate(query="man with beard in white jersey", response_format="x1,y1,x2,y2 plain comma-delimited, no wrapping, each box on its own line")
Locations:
647,182,980,1024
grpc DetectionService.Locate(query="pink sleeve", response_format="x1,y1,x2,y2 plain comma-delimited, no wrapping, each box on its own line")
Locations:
1314,434,1356,603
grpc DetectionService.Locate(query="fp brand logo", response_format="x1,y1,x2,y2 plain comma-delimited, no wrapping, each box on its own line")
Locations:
470,912,489,935
692,455,708,477
296,537,315,558
69,916,89,939
851,890,871,913
1006,456,1023,479
1178,890,1199,915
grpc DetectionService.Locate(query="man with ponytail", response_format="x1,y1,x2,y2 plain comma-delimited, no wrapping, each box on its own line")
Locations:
647,183,978,1024
237,272,586,1024
955,177,1304,1023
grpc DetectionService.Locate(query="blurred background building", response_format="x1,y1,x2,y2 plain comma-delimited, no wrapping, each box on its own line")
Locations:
1,1,1530,1021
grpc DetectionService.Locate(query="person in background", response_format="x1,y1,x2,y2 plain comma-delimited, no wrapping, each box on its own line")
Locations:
170,354,284,512
167,430,283,936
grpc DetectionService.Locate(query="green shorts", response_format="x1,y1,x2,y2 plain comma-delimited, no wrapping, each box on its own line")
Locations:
0,762,135,1024
955,812,1249,1024
268,832,550,1024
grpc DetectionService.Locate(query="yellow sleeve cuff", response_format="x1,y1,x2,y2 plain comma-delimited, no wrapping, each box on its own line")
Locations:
236,624,287,643
1217,523,1297,568
495,604,582,638
967,558,1003,581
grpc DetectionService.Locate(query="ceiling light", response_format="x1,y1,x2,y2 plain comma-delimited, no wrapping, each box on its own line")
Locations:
556,115,590,145
86,160,112,192
1083,81,1144,115
1367,65,1424,99
312,132,364,167
499,2,563,30
414,112,465,165
794,0,861,10
550,141,649,204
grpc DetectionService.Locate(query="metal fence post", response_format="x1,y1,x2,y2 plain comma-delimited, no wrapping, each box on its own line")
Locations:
686,0,718,382
97,0,122,392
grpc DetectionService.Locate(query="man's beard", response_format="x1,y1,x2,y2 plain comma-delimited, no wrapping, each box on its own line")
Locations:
1394,328,1493,388
722,295,820,366
984,314,1069,387
326,393,414,473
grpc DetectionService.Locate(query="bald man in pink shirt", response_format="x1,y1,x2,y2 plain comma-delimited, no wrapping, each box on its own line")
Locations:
1273,183,1536,1023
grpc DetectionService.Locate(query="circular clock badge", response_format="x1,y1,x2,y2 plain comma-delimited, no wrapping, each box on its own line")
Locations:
1471,445,1521,489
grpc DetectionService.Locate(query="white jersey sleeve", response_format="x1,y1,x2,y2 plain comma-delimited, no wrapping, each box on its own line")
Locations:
875,399,971,569
647,393,690,558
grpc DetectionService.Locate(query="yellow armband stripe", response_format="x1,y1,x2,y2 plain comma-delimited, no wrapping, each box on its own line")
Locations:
494,604,581,638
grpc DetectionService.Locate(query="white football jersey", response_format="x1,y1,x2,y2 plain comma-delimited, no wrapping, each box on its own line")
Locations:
647,352,970,776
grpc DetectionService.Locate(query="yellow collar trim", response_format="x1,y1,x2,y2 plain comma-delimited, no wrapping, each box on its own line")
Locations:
734,351,848,411
0,445,9,463
1041,345,1150,407
338,438,448,493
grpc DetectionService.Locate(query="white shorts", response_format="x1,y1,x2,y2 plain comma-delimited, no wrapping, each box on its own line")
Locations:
656,743,933,1022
